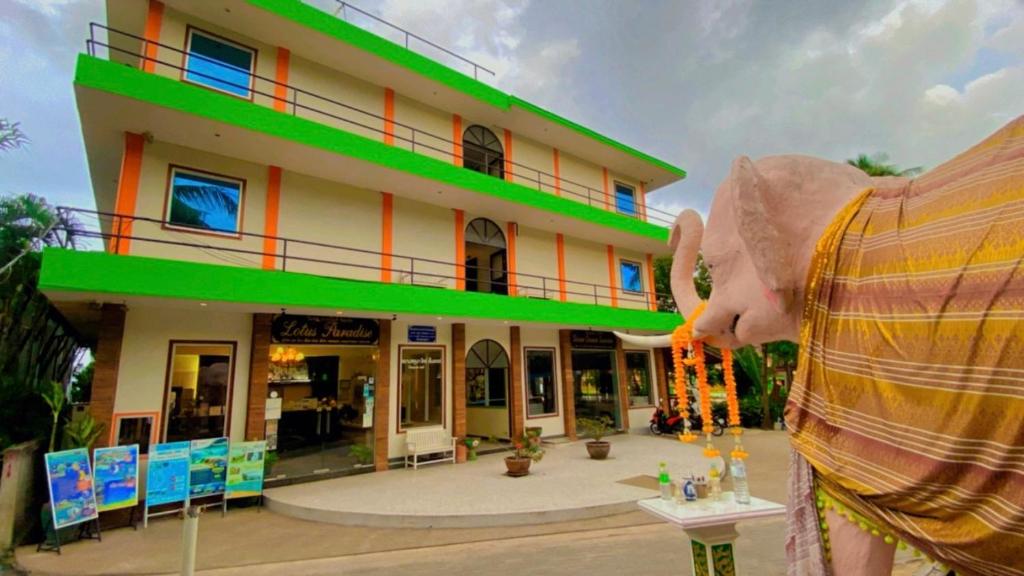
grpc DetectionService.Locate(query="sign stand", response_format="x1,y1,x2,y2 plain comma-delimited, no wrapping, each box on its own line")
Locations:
41,448,101,555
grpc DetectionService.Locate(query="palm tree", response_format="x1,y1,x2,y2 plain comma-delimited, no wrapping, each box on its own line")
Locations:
0,118,28,151
847,153,923,177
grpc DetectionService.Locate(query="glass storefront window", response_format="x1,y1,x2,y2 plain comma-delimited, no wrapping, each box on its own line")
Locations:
164,342,235,442
466,340,508,407
400,347,444,429
525,348,557,417
625,350,654,407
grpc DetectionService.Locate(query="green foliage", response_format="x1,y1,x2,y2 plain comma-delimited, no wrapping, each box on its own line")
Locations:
694,253,712,300
576,415,614,442
508,431,545,462
739,395,763,428
40,381,66,453
0,118,28,151
69,360,94,404
732,346,763,392
846,153,923,178
653,253,712,313
349,443,373,465
62,412,104,450
264,451,279,475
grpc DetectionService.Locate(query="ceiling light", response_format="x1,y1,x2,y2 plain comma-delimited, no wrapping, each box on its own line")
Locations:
199,302,207,307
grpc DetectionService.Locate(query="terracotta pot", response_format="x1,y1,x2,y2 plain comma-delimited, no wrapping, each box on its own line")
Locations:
586,441,611,460
456,444,467,463
505,456,532,477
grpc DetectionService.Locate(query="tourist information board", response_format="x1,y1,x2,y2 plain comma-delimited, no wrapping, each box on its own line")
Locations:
93,444,139,512
225,441,266,499
44,448,99,530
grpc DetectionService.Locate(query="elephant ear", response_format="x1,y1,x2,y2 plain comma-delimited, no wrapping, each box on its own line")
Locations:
730,156,795,309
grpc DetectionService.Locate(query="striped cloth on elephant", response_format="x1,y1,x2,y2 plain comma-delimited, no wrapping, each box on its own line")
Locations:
786,115,1024,576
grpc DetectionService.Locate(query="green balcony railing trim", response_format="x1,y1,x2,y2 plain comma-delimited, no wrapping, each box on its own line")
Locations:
75,54,670,243
246,0,687,180
40,248,682,332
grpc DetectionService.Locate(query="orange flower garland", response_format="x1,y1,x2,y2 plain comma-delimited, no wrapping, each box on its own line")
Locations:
721,348,748,460
692,341,720,458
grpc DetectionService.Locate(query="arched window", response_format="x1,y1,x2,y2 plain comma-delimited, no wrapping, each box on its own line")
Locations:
466,339,509,408
462,125,504,178
464,218,507,295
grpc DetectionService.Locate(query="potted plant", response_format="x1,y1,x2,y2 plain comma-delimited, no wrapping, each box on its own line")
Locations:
576,416,614,460
464,437,481,461
350,443,373,467
525,426,542,438
504,432,544,477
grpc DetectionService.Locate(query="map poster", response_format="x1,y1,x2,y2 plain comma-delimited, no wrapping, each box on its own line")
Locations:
189,437,229,498
93,445,139,512
226,441,266,499
145,441,190,506
44,448,99,530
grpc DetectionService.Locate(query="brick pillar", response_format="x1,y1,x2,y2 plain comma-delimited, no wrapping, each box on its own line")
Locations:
374,320,391,471
615,337,630,431
90,304,126,448
509,326,524,438
654,347,670,411
558,330,577,440
246,314,272,440
452,323,466,461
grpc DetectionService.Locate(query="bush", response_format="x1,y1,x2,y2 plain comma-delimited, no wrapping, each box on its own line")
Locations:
739,396,763,428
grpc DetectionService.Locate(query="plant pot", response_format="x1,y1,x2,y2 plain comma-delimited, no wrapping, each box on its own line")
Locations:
505,456,532,477
526,426,543,438
586,441,611,460
456,444,467,462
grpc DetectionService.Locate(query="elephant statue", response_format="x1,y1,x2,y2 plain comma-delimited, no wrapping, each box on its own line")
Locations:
618,115,1023,575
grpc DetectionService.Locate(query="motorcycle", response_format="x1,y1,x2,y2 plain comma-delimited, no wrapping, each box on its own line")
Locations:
650,398,726,437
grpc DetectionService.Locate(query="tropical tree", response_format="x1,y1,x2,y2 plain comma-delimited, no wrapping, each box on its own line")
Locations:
0,118,28,151
847,153,923,177
653,252,711,313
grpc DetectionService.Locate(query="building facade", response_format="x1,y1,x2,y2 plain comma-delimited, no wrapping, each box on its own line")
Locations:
42,0,686,482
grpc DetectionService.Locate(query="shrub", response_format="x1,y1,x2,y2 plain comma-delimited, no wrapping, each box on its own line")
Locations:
739,396,763,428
576,416,614,442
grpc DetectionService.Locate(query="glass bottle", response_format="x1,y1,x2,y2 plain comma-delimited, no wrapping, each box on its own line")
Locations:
658,461,672,501
709,464,722,501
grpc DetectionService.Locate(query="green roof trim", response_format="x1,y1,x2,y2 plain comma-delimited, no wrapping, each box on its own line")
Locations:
40,249,682,332
246,0,686,179
75,55,669,242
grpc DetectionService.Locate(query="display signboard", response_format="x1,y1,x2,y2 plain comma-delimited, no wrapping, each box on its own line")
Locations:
408,325,437,343
44,448,99,530
226,441,266,499
569,330,617,349
189,437,229,498
271,314,379,345
146,441,191,507
93,445,139,512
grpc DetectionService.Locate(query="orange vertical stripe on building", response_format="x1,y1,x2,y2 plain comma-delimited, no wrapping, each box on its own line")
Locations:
384,88,395,145
455,209,466,290
506,222,518,296
552,148,561,196
556,233,567,302
645,253,657,311
381,193,394,282
452,114,463,166
638,182,647,221
110,132,145,255
606,245,619,308
503,129,514,182
141,0,164,73
602,167,611,210
273,47,290,112
261,166,282,270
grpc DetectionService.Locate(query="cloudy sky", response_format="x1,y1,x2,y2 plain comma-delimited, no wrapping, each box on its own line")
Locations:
2,0,1022,218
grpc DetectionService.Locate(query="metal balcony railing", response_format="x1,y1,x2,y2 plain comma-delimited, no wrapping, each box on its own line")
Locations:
59,207,674,310
85,24,679,228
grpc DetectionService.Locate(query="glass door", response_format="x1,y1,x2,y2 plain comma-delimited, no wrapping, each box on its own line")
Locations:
571,350,621,429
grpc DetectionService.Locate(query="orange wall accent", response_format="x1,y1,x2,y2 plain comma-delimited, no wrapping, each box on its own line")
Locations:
503,129,514,182
384,88,395,145
606,245,619,308
273,47,290,112
110,132,145,255
261,166,282,270
506,222,518,295
602,167,611,210
552,148,561,196
556,233,567,302
452,114,463,166
142,0,164,73
646,253,657,311
381,193,394,282
638,182,647,221
455,209,465,290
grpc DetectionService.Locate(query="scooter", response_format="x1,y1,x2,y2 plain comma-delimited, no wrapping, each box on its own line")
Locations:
650,399,726,437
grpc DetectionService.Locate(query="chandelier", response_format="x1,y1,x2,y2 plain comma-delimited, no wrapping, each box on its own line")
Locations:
270,346,305,366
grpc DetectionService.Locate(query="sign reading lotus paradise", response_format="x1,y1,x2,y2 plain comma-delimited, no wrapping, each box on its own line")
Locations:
93,444,139,512
44,448,99,529
226,441,266,499
189,437,229,498
146,441,191,506
271,314,379,345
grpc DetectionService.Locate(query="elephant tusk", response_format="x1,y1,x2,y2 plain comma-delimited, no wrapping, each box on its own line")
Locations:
613,332,673,348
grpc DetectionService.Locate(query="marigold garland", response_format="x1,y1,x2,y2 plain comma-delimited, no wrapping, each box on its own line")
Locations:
721,348,748,460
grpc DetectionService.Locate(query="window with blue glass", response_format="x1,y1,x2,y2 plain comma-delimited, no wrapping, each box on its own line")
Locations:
165,167,244,236
184,28,255,98
620,260,643,294
615,182,637,216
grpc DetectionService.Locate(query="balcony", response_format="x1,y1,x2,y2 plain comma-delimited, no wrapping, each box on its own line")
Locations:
86,24,679,229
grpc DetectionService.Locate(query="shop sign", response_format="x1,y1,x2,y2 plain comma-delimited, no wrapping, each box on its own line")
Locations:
408,325,437,343
272,315,379,345
570,330,617,349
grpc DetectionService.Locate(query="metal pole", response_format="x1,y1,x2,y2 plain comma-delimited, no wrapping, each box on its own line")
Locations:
181,505,200,576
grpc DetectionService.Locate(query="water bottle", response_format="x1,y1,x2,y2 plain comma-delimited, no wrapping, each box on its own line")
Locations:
709,464,722,501
730,458,750,504
658,461,672,501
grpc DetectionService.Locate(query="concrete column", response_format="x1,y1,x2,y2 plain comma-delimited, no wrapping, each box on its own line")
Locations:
374,320,392,471
654,347,670,411
452,323,466,462
558,330,577,440
90,304,126,448
245,314,272,440
615,337,630,430
509,326,524,438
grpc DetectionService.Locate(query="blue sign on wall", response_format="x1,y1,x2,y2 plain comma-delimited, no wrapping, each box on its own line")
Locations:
408,325,437,343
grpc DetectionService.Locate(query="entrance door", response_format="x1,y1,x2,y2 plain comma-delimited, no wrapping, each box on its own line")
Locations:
466,339,511,439
465,218,508,296
571,350,621,429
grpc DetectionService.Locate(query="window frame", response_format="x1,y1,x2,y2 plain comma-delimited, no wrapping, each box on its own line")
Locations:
624,349,655,408
461,124,505,179
181,25,258,101
110,411,161,458
160,340,237,443
614,181,637,217
619,259,644,295
396,345,447,433
161,164,247,239
466,339,509,408
523,347,559,419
